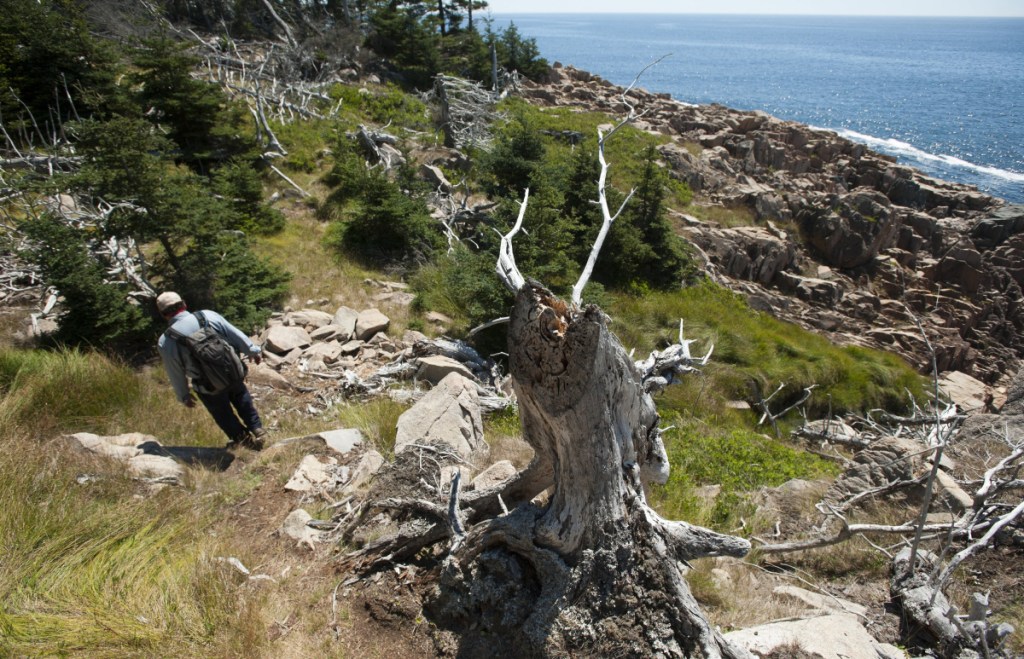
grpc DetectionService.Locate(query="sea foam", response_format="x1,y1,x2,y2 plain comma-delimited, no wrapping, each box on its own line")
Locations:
837,129,1024,184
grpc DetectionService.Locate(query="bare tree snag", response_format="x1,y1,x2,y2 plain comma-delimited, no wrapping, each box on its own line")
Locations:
421,192,752,655
427,278,751,657
343,62,751,654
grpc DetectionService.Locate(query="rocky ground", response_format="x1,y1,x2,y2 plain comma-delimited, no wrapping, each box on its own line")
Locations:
62,289,1022,657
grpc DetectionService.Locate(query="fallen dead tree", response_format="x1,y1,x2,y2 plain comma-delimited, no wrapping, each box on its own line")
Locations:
433,74,502,150
758,388,1023,658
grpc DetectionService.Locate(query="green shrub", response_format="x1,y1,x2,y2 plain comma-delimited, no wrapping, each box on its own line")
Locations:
321,134,372,203
329,172,443,266
189,233,291,335
212,159,285,235
480,113,547,198
19,216,153,353
329,83,432,130
412,245,513,333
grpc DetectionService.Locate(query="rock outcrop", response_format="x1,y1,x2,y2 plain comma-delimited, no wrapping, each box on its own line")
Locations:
394,372,488,462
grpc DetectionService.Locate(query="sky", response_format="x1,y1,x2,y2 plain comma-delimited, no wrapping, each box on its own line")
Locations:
487,0,1024,16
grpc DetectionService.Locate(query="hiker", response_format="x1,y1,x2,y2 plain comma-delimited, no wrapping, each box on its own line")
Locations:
156,291,268,450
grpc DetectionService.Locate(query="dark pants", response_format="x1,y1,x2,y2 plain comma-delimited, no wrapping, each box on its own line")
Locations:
197,381,262,442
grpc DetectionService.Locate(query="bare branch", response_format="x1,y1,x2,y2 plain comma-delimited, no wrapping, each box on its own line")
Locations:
259,0,299,49
756,521,963,555
570,56,669,307
447,470,467,554
495,189,529,293
933,498,1024,600
466,316,510,339
906,304,954,572
265,162,310,197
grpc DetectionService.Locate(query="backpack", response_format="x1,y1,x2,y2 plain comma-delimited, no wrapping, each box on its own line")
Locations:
167,311,246,394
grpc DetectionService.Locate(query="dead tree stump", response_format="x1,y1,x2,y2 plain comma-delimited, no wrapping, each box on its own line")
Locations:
427,282,751,657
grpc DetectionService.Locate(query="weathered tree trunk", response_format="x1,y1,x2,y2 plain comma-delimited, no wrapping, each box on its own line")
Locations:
428,282,751,657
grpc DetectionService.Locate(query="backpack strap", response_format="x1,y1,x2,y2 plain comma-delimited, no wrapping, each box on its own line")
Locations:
165,311,206,342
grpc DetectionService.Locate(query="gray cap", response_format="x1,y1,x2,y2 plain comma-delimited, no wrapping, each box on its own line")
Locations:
156,291,184,313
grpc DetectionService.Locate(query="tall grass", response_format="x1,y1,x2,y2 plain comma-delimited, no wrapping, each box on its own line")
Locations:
609,282,921,532
0,348,265,656
334,397,409,459
610,281,926,416
0,348,228,445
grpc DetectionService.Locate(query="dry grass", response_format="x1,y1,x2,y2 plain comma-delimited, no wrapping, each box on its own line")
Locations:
252,203,418,336
486,431,534,470
0,433,267,656
0,348,278,657
686,559,809,631
253,207,372,311
482,407,534,470
682,202,757,228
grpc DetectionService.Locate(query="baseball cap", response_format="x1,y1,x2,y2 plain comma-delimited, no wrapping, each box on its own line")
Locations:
156,291,184,314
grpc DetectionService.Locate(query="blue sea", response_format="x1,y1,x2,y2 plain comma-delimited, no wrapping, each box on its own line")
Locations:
492,14,1024,203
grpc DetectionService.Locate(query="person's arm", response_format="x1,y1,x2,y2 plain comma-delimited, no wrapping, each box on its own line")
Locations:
158,334,193,404
204,311,262,359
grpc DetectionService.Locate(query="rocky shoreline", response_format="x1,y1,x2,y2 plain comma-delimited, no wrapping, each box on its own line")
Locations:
520,64,1024,389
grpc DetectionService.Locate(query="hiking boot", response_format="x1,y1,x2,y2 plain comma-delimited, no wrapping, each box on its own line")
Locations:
227,430,260,451
244,427,267,451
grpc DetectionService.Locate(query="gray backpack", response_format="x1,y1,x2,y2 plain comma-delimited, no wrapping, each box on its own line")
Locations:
167,311,246,394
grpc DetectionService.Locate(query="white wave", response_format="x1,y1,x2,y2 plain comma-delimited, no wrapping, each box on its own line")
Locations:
836,129,1024,184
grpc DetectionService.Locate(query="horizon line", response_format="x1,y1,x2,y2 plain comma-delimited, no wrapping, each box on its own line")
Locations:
489,11,1024,18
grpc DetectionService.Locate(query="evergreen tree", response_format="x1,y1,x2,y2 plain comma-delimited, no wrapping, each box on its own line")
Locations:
131,36,253,170
20,216,152,351
493,22,549,81
366,3,442,89
626,145,690,288
0,0,124,134
333,171,443,266
594,145,689,290
211,159,286,236
481,116,546,197
68,116,289,339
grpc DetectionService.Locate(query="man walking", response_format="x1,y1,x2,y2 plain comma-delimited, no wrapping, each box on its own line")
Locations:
156,291,268,450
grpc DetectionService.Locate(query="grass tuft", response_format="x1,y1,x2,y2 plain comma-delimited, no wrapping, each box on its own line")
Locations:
0,348,267,656
333,397,409,459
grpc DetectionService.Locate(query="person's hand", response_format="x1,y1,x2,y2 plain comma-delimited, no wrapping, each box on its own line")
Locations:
252,352,262,365
184,396,196,408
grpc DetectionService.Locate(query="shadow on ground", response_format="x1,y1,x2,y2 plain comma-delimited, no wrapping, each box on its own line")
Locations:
138,441,235,470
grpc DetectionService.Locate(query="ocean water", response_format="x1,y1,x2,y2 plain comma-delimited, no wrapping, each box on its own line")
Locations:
492,14,1024,203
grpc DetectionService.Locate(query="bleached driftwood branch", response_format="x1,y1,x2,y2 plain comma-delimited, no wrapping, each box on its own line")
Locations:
635,319,714,393
495,188,528,293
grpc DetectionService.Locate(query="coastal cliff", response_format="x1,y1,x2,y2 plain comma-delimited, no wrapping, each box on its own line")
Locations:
521,63,1024,387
